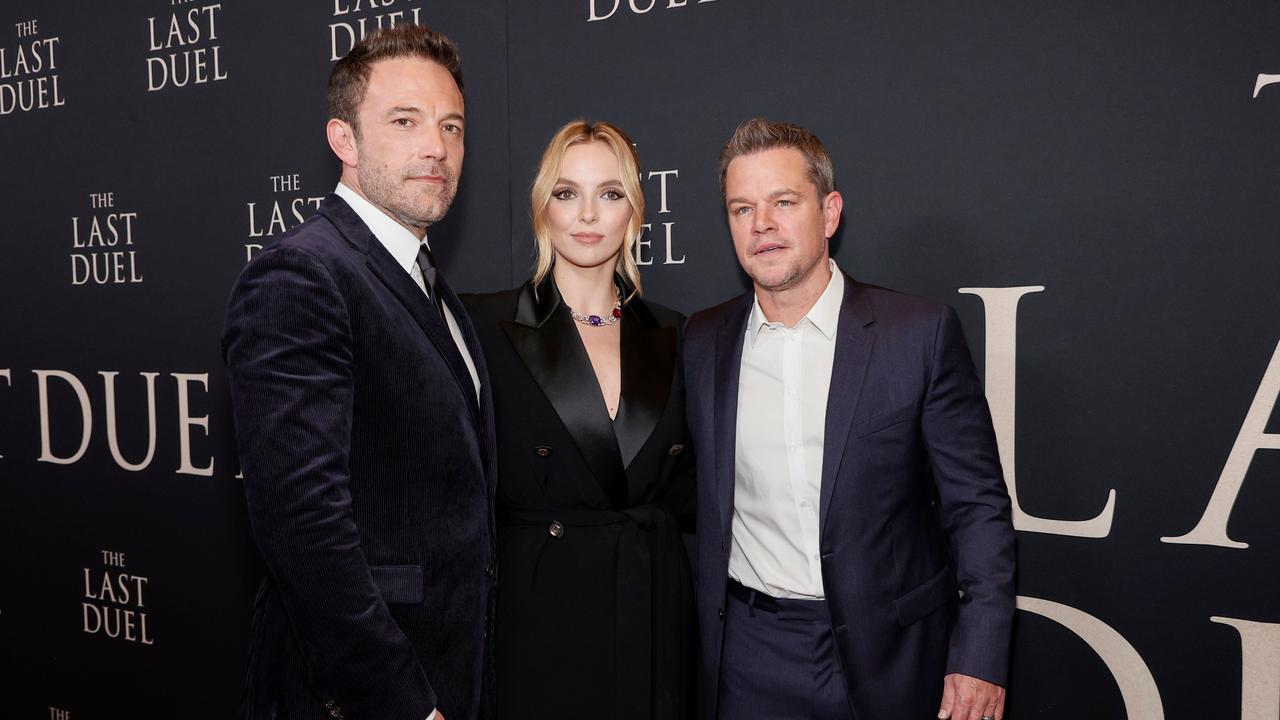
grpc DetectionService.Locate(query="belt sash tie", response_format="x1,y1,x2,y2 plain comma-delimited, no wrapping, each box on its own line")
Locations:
498,504,692,719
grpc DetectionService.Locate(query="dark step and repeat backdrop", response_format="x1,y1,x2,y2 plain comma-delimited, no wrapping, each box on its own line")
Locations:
2,1,1278,718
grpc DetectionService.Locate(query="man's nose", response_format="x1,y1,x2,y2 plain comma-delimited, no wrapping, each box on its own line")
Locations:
418,125,447,160
752,206,774,233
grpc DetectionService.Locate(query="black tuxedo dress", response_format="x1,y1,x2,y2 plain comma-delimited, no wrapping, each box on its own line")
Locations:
462,278,695,720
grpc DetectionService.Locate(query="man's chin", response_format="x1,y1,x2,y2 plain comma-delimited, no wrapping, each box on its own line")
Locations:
391,208,442,230
395,200,454,228
748,267,798,292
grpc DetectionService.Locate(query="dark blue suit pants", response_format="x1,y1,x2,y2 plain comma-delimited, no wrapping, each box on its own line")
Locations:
717,580,855,720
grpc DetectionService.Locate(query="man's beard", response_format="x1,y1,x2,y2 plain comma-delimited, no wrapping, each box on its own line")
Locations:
360,160,458,230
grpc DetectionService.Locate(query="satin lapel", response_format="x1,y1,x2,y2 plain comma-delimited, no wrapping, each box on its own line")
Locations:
713,296,752,549
501,283,628,507
613,300,676,470
819,277,877,537
364,242,480,426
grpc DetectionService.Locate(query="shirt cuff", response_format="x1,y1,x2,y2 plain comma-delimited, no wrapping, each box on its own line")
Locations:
425,710,438,720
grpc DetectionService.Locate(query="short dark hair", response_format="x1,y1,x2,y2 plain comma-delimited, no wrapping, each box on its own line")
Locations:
718,118,835,197
327,25,464,135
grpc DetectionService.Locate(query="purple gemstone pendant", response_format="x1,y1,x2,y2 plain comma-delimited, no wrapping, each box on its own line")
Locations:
588,315,603,326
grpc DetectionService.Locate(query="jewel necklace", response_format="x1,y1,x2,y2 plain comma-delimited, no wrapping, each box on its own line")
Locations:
566,287,622,327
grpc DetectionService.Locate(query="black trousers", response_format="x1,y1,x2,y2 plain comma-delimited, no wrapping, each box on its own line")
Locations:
717,580,856,720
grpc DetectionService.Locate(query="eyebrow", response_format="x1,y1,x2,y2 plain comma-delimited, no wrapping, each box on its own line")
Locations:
725,187,803,205
553,178,624,188
384,108,466,124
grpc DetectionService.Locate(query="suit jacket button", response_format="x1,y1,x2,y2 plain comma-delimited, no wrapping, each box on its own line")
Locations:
485,564,495,577
548,521,564,538
717,608,724,621
535,446,551,457
668,443,684,456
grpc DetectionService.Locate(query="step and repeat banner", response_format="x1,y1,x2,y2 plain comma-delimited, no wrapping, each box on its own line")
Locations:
2,1,1278,718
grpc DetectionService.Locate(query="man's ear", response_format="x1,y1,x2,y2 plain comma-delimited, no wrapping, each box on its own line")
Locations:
822,190,844,238
327,118,359,169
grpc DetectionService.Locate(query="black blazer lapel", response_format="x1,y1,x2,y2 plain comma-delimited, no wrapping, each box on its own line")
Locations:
318,193,483,427
819,275,877,536
501,280,629,507
713,295,752,549
364,243,482,426
613,297,676,470
436,272,491,465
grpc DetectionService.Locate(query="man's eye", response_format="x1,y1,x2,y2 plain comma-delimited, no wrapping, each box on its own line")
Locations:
776,199,793,207
733,206,751,216
394,118,412,127
443,123,462,134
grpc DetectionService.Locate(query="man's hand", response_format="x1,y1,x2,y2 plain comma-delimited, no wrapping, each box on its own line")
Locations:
937,673,1005,720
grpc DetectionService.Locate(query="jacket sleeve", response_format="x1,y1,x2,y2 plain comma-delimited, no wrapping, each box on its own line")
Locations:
663,315,697,549
223,245,437,719
919,305,1017,687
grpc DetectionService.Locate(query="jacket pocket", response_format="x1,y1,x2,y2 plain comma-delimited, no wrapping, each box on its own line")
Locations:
853,403,916,438
891,565,955,626
369,564,424,605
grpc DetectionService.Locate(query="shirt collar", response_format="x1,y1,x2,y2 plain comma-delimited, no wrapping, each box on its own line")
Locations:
747,259,845,345
334,182,427,273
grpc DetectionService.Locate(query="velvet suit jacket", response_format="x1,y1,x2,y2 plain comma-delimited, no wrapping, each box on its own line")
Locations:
683,274,1015,720
223,194,498,720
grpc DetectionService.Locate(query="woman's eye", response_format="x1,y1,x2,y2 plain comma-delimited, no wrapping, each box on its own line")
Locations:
602,190,624,201
552,189,576,200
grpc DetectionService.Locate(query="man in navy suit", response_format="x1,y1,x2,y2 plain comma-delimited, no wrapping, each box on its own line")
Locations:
684,118,1015,720
223,26,495,720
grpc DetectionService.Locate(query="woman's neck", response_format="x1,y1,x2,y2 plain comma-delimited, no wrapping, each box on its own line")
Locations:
553,261,619,316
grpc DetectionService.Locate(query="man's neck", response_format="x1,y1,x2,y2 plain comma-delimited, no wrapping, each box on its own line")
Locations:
339,174,427,240
754,261,833,328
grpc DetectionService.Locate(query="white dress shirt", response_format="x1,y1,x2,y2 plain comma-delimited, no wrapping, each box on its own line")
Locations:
729,259,844,599
334,182,480,400
334,183,477,720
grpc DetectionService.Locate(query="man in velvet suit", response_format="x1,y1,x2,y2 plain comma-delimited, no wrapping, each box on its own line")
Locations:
223,26,495,720
683,118,1015,720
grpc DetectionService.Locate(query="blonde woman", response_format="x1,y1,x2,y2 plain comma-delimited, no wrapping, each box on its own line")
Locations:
463,120,694,719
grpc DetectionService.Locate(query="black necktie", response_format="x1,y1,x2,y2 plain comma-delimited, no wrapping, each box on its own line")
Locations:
415,243,446,320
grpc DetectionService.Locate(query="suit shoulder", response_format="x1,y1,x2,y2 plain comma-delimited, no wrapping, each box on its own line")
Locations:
243,215,358,277
853,281,951,326
635,296,685,329
459,286,520,325
270,213,349,255
686,292,751,338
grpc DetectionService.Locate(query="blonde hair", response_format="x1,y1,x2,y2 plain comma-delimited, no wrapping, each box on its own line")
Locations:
530,120,644,298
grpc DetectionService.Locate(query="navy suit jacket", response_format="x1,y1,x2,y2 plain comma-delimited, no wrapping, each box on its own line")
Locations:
684,274,1015,719
223,194,497,720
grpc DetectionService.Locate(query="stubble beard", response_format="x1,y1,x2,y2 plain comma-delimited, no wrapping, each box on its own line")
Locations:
748,244,827,294
359,160,458,230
